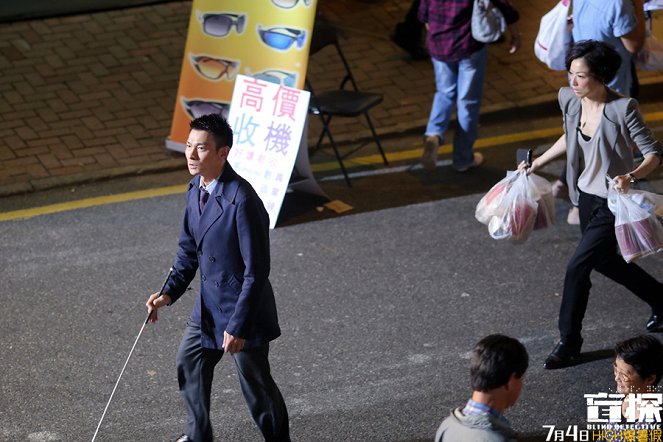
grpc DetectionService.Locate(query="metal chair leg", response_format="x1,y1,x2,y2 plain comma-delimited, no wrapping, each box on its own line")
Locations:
316,114,351,186
314,119,327,151
322,124,351,186
363,112,388,166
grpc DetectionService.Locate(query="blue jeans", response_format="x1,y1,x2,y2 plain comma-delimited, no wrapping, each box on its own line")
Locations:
425,46,488,169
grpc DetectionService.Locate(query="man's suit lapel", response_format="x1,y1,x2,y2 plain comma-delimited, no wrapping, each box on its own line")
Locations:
198,185,224,244
186,178,204,244
196,164,241,244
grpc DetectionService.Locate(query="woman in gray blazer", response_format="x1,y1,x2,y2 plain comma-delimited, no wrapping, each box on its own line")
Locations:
524,40,663,369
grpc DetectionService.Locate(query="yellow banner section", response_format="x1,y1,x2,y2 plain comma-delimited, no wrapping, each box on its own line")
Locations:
166,0,317,152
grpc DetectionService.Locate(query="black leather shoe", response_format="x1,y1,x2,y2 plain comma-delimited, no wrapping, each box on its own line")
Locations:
175,435,192,442
646,314,663,332
544,340,582,370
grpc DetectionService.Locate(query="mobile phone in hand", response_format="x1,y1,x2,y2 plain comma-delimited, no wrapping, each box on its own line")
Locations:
516,148,532,167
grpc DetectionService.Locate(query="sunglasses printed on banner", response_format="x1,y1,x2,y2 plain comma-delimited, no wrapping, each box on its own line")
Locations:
190,54,239,81
181,98,230,119
197,11,246,37
257,26,306,50
250,69,298,87
271,0,312,9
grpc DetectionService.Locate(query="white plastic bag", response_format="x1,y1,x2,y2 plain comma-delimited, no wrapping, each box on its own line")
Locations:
471,0,506,43
534,0,573,71
528,173,555,230
481,172,545,243
475,171,519,225
477,171,555,241
607,181,663,262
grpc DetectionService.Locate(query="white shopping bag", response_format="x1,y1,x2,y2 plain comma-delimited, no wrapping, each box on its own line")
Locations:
475,171,519,225
534,0,573,71
607,178,663,262
477,171,553,244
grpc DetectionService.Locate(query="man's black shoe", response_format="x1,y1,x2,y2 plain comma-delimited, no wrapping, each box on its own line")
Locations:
646,313,663,332
175,435,192,442
544,341,581,370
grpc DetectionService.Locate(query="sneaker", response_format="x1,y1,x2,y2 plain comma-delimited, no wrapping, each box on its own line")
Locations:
567,206,580,225
454,152,484,172
421,136,439,170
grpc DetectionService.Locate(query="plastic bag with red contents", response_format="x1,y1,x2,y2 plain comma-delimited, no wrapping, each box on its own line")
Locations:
475,171,519,225
529,173,555,230
477,171,554,243
486,171,540,243
607,178,663,262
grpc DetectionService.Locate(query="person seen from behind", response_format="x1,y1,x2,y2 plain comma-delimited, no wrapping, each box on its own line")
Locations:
418,0,520,171
435,334,528,442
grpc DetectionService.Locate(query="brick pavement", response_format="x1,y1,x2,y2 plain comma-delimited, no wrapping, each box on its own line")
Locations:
1,0,662,197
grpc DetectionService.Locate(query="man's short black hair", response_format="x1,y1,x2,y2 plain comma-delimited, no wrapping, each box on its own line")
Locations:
470,334,529,392
615,335,663,385
565,40,622,85
190,113,234,150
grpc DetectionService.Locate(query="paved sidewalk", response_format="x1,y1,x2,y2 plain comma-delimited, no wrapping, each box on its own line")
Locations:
1,0,662,197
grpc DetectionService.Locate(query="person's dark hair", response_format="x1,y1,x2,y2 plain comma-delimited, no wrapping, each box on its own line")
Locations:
470,334,529,391
615,335,663,385
190,113,234,150
565,40,621,85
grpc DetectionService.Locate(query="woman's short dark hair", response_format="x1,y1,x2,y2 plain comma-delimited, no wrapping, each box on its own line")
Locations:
566,40,622,85
470,334,529,392
615,335,663,385
190,113,234,150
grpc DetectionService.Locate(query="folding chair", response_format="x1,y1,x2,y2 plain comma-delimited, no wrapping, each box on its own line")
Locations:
306,21,389,186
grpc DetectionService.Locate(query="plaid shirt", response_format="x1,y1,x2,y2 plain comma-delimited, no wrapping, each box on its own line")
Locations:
418,0,519,62
462,398,509,423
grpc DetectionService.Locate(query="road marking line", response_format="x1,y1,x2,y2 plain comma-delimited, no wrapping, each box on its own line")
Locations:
5,111,663,222
320,160,452,181
311,126,564,172
0,185,185,222
312,111,663,172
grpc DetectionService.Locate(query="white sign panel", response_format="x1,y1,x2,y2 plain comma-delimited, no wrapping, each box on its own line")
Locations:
227,74,310,229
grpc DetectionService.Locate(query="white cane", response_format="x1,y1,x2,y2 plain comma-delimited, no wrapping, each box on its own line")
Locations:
90,267,173,442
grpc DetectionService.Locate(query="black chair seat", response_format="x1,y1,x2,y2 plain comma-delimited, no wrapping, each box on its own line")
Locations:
306,21,388,186
312,90,383,117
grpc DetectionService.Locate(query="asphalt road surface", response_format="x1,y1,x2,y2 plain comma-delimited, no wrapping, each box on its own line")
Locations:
4,104,663,441
3,178,663,441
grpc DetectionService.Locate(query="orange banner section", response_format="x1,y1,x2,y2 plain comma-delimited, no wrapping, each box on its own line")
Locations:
166,0,317,152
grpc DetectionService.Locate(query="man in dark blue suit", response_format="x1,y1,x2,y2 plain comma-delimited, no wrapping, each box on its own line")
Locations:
146,114,290,442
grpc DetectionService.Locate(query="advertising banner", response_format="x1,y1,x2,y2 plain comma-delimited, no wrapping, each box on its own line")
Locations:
166,0,317,153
